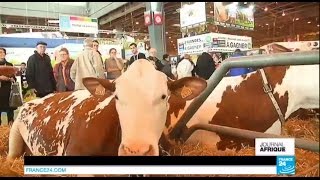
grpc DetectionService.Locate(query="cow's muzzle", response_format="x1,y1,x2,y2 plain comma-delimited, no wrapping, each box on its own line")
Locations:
118,143,157,156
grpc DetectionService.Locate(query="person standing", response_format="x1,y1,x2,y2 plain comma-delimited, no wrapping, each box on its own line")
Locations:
160,54,174,79
70,38,105,90
26,41,56,98
0,47,16,126
147,48,164,71
176,54,195,79
105,48,124,80
128,43,146,66
228,49,251,76
16,62,29,97
53,48,75,92
195,52,216,80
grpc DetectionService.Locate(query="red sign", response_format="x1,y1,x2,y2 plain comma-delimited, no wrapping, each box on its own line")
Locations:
153,11,163,25
144,11,152,26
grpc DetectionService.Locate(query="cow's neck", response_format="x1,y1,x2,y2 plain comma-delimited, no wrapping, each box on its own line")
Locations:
164,66,292,136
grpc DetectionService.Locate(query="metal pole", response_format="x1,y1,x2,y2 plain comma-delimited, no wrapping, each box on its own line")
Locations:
169,51,320,139
181,123,319,152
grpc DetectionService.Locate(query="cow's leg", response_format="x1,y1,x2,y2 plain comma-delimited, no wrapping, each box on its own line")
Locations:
7,121,25,160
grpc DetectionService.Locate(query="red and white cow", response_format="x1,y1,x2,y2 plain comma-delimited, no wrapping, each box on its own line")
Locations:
7,45,319,159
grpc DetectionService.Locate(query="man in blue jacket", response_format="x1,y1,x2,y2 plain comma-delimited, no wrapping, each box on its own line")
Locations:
228,49,252,76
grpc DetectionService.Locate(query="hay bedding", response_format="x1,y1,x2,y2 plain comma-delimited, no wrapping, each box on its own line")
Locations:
0,118,318,177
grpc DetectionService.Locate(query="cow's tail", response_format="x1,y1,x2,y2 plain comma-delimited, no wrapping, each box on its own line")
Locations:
7,113,26,161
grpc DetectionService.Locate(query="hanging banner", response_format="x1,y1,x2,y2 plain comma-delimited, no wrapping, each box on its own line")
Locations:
59,14,99,34
177,32,252,55
144,11,152,26
153,11,164,25
214,2,254,30
180,2,206,28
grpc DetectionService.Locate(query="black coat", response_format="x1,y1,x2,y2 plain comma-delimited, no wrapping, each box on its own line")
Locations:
128,53,146,66
26,51,56,97
195,52,216,80
0,60,16,109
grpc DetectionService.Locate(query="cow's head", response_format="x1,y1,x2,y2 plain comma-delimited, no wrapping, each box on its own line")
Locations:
83,59,207,156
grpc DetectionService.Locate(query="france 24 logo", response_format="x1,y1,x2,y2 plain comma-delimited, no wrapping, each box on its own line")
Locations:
276,156,296,175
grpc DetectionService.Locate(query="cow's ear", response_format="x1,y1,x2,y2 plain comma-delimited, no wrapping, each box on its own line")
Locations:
168,77,207,101
83,77,115,97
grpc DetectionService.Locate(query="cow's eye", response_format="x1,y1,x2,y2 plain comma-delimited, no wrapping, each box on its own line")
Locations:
115,95,119,100
161,94,167,100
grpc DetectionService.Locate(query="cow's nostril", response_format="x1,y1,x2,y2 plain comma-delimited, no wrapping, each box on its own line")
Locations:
143,145,154,156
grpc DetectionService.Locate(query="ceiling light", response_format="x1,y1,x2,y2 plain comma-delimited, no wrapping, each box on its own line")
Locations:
169,36,171,39
171,41,173,43
135,22,139,25
282,11,285,16
317,24,319,27
308,21,311,24
266,23,269,26
210,11,213,14
295,18,299,21
264,7,268,11
165,32,168,34
244,2,247,4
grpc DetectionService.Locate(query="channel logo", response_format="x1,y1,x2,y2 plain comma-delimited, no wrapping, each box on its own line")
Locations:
276,156,296,175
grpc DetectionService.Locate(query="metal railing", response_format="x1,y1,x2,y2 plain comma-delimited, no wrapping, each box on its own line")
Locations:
168,50,320,152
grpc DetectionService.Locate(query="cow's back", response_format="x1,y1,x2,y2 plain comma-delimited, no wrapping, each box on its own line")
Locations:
274,64,319,118
15,90,121,156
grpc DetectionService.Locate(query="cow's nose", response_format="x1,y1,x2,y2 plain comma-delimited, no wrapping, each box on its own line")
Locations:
118,143,156,156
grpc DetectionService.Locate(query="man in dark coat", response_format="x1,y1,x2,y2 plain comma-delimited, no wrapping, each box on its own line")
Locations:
26,41,56,98
195,52,216,80
128,43,146,66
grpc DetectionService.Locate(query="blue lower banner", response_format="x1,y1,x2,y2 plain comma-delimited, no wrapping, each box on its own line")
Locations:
22,156,295,175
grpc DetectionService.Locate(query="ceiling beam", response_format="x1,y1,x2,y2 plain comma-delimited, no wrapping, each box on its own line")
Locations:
99,2,145,25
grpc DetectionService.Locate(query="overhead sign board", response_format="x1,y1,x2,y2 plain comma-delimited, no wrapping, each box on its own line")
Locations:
59,14,99,34
177,32,252,55
180,2,207,28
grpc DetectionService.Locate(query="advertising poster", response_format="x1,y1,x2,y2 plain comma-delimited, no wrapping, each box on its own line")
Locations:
177,32,252,55
180,2,207,28
214,2,254,30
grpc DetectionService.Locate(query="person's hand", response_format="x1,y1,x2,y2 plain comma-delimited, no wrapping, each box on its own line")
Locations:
30,88,37,94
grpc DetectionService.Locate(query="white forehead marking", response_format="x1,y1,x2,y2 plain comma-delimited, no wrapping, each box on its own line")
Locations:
116,60,168,98
86,95,115,123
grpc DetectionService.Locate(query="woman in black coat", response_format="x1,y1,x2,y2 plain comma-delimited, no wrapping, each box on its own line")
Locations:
0,47,17,126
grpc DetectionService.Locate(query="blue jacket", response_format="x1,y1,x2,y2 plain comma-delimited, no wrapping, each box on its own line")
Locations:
228,53,251,76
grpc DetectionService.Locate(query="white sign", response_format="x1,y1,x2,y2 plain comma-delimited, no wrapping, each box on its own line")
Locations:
180,2,206,28
177,33,252,55
59,14,99,34
255,138,295,156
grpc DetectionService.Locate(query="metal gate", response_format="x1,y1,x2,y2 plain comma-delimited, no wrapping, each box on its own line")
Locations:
168,50,320,152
